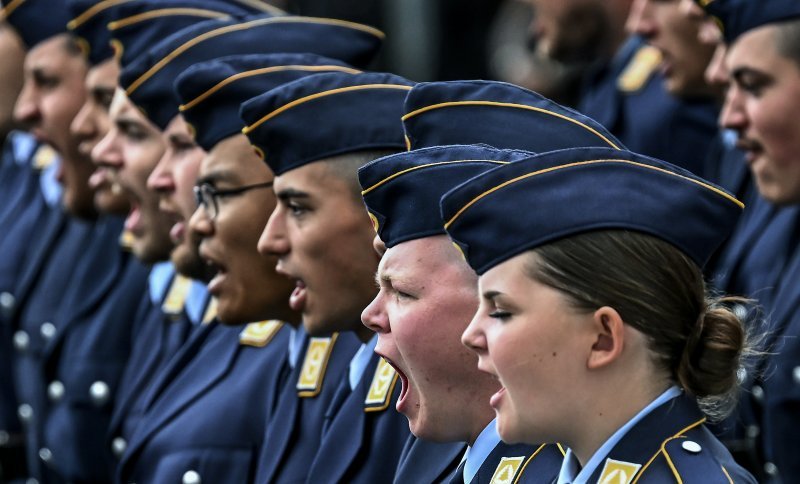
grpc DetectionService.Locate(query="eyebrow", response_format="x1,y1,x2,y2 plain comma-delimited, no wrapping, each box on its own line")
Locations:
481,290,502,301
196,170,239,186
276,188,310,201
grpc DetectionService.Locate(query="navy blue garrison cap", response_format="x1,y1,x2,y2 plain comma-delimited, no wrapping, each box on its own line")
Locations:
359,145,533,248
700,0,800,44
402,80,625,152
1,0,70,48
175,53,361,151
441,147,744,275
66,0,123,65
108,0,275,68
241,71,414,176
120,14,385,130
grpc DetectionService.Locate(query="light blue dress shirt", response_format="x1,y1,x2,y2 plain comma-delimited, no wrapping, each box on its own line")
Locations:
348,334,378,391
461,418,502,483
557,386,682,484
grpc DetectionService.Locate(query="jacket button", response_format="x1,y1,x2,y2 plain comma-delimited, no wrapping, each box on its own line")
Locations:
40,322,56,340
182,470,201,484
111,437,127,457
681,440,702,454
13,330,29,352
0,291,15,315
732,303,748,320
17,404,33,422
38,447,52,463
0,430,9,445
47,381,65,402
89,381,110,406
746,425,760,438
751,385,764,403
764,462,779,476
793,366,800,385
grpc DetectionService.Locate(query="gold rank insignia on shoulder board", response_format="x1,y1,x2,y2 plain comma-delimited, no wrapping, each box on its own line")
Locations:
598,458,642,484
32,144,57,170
202,297,218,325
617,45,662,93
297,334,338,398
239,320,283,347
489,456,526,484
364,357,398,412
118,229,135,251
161,275,191,317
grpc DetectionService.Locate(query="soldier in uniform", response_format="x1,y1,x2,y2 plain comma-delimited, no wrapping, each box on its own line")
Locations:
359,144,565,484
1,0,150,481
243,71,413,483
445,146,756,483
703,1,800,480
0,15,37,482
523,0,718,175
361,80,628,483
105,10,386,483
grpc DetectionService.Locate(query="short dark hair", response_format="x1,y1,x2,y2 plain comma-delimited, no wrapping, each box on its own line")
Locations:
321,149,402,201
773,19,800,68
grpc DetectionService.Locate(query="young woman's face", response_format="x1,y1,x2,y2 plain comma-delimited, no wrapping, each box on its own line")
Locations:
462,252,596,445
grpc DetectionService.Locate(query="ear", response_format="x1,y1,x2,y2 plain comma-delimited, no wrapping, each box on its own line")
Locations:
586,306,625,370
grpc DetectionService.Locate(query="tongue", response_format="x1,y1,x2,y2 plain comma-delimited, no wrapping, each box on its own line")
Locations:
124,206,141,232
169,221,185,243
88,170,106,190
289,281,307,311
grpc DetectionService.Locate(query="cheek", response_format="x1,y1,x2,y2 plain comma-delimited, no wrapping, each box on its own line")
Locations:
752,97,800,163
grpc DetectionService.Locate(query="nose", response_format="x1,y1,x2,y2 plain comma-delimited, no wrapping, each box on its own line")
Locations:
678,0,704,20
70,100,95,144
147,153,175,194
626,0,656,38
188,204,213,238
461,312,488,356
91,128,124,170
361,292,389,334
257,208,289,256
720,85,747,131
13,82,40,127
705,44,729,89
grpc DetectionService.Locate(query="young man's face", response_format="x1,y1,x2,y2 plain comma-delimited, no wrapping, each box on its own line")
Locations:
70,58,129,214
525,0,612,63
722,25,800,205
189,134,298,324
148,115,210,280
259,159,379,340
628,0,716,97
362,236,498,444
15,34,96,218
0,23,25,139
92,90,173,262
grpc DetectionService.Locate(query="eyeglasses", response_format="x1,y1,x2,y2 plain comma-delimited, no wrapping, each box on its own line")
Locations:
193,181,274,219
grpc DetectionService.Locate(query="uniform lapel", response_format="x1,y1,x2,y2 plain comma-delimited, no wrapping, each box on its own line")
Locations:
120,323,238,469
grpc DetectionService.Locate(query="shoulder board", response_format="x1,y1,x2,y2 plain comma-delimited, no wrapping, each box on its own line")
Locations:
202,297,218,324
32,144,57,170
364,357,399,412
239,320,283,347
598,458,642,484
617,45,662,93
489,455,526,484
297,334,338,398
161,275,191,317
118,229,135,251
662,437,734,483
